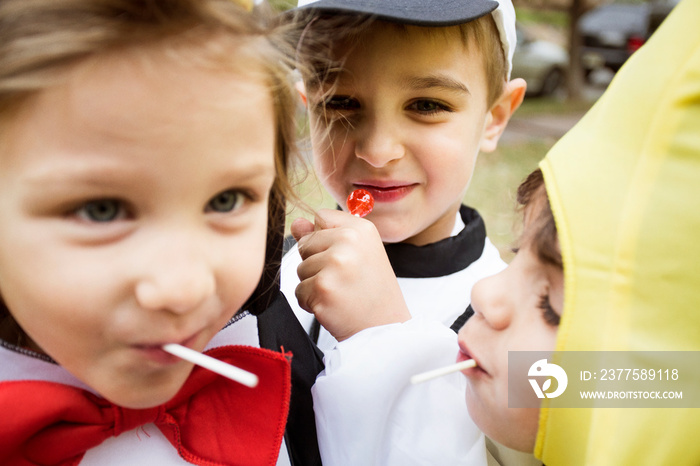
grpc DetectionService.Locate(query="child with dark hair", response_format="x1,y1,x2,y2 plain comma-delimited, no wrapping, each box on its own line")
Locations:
459,168,562,455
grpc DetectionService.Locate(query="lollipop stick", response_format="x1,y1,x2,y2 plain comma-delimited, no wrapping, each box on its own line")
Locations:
410,359,476,385
162,343,258,388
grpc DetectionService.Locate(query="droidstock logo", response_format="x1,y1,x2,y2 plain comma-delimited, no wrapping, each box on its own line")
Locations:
528,359,568,399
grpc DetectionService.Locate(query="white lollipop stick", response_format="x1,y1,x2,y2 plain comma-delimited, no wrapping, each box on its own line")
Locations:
162,343,258,388
410,359,477,385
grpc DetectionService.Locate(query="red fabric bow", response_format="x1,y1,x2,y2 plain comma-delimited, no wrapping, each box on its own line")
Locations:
0,345,291,466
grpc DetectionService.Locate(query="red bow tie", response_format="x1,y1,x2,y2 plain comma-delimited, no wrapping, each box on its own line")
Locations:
0,345,291,466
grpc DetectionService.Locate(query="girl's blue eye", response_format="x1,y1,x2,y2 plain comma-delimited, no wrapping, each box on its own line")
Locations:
76,200,123,222
207,190,244,213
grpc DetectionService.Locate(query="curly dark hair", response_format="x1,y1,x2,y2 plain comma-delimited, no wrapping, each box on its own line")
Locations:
516,168,561,268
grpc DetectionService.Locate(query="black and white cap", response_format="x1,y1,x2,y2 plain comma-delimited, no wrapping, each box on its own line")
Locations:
296,0,517,77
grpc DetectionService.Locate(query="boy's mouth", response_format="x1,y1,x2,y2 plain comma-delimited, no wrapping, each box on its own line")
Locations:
353,182,418,203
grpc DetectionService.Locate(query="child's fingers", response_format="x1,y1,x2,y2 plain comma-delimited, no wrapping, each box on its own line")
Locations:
295,271,326,315
296,209,377,258
291,208,344,246
296,248,324,281
313,210,381,245
295,243,352,283
296,221,366,261
290,217,315,242
313,208,359,229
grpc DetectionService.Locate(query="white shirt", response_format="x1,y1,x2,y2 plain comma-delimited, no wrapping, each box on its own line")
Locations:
281,207,506,465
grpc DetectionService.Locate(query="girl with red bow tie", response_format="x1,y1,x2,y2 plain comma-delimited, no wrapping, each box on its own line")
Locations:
0,1,322,464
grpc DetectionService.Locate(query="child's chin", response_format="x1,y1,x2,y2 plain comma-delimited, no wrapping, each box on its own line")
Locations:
95,377,185,409
465,393,538,453
104,390,177,410
487,409,540,453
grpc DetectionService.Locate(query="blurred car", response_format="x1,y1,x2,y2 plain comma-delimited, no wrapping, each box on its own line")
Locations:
648,0,681,35
512,25,568,97
579,1,679,79
579,3,649,77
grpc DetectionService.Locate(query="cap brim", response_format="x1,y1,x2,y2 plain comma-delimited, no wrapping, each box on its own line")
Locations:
296,0,498,27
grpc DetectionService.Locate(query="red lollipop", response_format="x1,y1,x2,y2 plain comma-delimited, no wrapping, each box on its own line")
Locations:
347,188,374,218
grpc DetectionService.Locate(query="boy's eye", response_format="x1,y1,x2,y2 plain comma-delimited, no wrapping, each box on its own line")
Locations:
407,99,451,115
75,200,125,222
323,96,360,111
538,294,561,327
207,190,245,213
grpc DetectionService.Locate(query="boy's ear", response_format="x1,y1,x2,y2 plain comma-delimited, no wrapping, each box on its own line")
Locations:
295,80,307,108
480,78,527,153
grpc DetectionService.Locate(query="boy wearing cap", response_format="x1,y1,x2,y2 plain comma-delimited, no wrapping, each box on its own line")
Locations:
280,0,532,464
284,0,524,348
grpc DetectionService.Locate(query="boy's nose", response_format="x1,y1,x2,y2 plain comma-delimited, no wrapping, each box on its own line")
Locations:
469,271,512,330
135,241,216,314
354,118,405,167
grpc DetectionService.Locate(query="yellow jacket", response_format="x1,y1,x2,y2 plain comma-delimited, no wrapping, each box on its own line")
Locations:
537,0,700,463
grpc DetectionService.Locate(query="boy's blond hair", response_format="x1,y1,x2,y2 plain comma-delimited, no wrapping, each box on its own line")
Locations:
294,5,510,107
294,12,507,108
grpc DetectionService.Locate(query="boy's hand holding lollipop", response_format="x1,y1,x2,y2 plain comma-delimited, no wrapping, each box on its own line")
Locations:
291,190,410,341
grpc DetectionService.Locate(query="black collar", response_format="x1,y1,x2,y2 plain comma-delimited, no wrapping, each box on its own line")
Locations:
384,205,486,278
